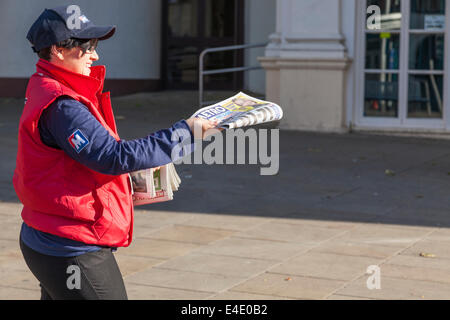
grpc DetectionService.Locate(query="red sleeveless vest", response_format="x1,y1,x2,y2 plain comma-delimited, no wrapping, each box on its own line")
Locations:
13,59,133,247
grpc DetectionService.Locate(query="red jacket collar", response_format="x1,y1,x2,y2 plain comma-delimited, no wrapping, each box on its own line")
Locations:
36,59,106,104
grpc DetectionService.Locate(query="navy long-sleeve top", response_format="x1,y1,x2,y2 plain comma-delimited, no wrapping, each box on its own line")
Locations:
40,96,193,174
20,97,194,257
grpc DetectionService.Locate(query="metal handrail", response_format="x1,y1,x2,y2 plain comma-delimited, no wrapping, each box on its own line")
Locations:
199,42,268,107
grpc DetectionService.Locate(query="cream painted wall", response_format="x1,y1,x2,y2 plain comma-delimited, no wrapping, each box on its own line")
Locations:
0,0,161,79
290,0,340,36
244,0,276,95
341,0,357,128
260,0,351,132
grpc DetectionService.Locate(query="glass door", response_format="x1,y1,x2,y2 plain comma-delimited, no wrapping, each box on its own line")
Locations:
363,0,402,119
407,0,445,120
358,0,448,129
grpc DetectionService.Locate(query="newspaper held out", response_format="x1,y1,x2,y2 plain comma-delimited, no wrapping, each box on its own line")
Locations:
130,92,282,206
191,91,283,129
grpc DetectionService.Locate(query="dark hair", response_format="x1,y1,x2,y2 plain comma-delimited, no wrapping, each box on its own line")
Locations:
37,38,98,61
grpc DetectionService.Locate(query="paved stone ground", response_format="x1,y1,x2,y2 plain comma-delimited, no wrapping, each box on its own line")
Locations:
1,91,450,300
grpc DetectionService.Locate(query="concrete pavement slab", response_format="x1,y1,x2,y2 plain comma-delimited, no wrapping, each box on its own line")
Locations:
384,254,450,271
400,238,450,259
234,221,349,244
268,252,383,281
174,213,269,232
0,239,21,254
309,241,403,259
125,283,211,300
0,203,22,216
0,212,20,226
326,294,374,300
142,225,235,245
379,263,450,284
271,216,361,230
424,228,450,241
3,93,450,300
0,246,36,293
118,237,200,260
0,268,39,291
230,272,346,300
132,210,197,238
154,252,277,278
336,276,450,300
0,286,40,300
125,267,246,293
207,291,291,300
195,237,312,261
114,254,164,277
331,223,434,247
0,218,22,241
0,251,26,270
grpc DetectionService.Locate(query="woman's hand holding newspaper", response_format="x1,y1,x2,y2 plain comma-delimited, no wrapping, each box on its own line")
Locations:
185,118,221,139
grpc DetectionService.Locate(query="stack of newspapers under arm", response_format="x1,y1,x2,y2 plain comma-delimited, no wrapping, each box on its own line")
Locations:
130,92,283,206
130,163,181,206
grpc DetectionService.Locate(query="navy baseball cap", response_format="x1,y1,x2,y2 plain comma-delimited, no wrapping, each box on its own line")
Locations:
27,5,116,52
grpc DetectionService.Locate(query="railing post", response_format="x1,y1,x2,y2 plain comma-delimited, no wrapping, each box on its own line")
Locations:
199,50,205,108
198,42,268,108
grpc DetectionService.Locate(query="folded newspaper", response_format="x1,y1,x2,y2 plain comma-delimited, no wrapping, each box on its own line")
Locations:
192,91,283,129
130,92,282,206
131,163,181,206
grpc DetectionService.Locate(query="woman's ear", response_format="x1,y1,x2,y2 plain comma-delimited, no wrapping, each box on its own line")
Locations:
50,45,65,61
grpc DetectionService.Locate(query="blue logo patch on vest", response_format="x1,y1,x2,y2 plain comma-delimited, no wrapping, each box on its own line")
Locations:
68,129,89,153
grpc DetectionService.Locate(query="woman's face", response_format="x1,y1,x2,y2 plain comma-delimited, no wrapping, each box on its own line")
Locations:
59,47,99,76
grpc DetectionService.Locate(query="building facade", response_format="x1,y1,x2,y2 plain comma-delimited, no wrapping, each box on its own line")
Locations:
262,0,450,134
0,0,274,96
0,0,448,134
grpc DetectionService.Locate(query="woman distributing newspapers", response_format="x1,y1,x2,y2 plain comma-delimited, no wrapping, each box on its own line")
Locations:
13,5,217,300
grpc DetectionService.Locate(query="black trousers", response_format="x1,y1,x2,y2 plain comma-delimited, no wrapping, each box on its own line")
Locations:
19,238,128,300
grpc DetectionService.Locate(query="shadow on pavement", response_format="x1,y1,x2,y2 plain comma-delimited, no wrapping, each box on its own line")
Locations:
2,91,450,229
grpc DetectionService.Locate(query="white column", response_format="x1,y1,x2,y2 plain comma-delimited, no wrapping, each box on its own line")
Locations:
260,0,352,132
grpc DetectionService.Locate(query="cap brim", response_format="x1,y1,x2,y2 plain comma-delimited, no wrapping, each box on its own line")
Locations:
73,25,116,41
